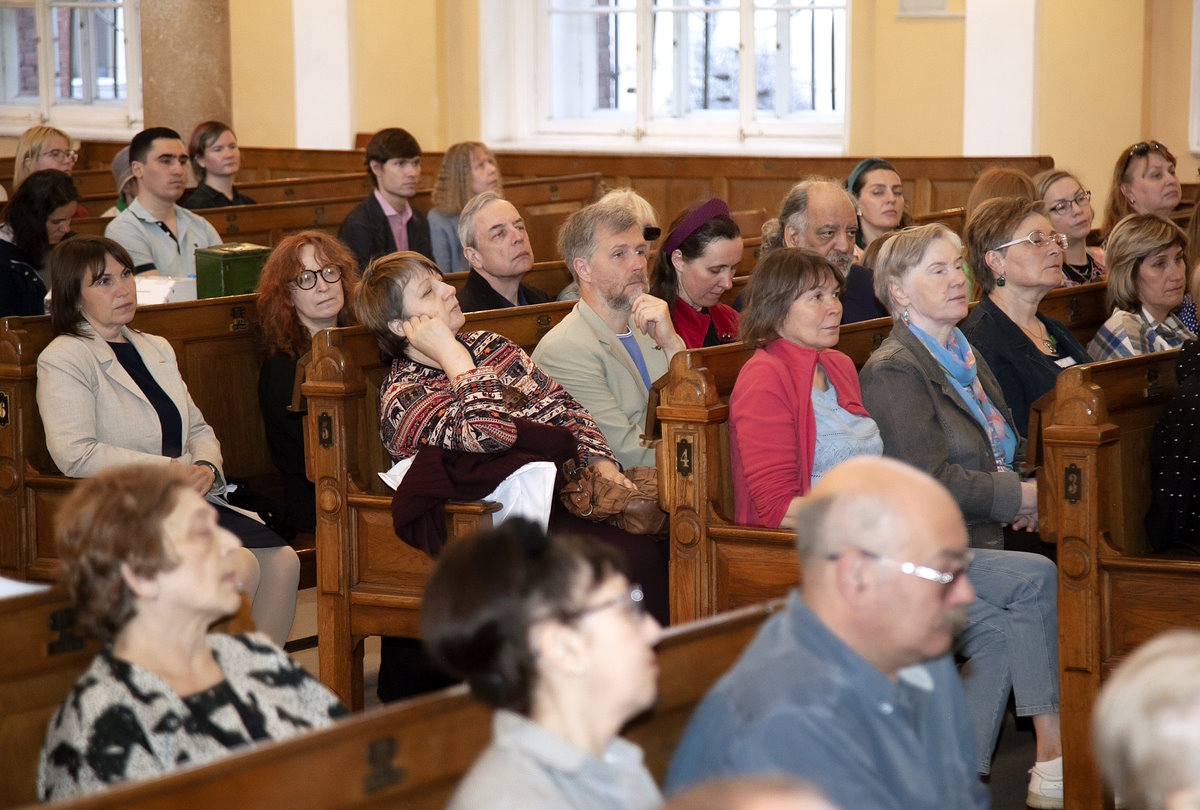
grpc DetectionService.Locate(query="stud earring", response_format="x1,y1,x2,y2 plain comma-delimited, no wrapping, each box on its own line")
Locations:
902,309,910,325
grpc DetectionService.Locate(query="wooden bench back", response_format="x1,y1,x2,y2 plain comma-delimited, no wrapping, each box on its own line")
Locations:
46,601,777,809
0,297,271,580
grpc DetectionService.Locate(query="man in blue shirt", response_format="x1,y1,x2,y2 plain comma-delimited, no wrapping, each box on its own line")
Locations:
666,456,989,810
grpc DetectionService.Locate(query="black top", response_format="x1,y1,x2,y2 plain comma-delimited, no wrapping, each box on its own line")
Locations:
337,193,434,271
0,238,47,317
840,264,889,324
456,268,551,313
257,353,315,533
181,183,257,210
1147,340,1200,553
108,341,184,457
958,296,1091,438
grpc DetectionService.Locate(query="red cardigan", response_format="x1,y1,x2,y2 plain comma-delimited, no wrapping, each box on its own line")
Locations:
670,298,739,349
729,339,868,527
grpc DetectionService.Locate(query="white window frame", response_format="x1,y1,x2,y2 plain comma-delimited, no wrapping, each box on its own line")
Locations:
0,0,142,140
479,0,849,156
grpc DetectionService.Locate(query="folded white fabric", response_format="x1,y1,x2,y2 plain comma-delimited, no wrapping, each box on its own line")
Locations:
380,459,557,531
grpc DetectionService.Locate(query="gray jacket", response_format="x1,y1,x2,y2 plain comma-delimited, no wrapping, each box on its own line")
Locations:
859,322,1024,549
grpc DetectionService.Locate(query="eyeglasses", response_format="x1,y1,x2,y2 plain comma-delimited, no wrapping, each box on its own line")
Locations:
1047,190,1092,216
43,148,78,163
829,548,974,588
292,266,342,290
555,584,645,624
1121,140,1169,178
994,230,1069,251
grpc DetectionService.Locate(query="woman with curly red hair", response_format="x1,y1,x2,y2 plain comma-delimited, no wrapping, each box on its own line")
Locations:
255,231,359,533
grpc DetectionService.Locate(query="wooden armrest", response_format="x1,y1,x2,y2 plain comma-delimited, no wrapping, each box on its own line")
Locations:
445,500,502,516
444,499,503,545
642,372,667,443
288,350,311,415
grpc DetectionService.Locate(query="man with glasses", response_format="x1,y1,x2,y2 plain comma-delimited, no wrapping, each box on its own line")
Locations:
667,456,994,809
105,127,221,278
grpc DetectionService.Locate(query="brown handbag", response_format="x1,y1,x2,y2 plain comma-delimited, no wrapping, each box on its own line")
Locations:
559,465,668,536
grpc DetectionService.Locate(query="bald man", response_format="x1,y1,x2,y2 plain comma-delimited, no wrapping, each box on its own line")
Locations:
666,457,988,810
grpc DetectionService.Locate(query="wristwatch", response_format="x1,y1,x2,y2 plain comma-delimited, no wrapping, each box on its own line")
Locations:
194,460,220,493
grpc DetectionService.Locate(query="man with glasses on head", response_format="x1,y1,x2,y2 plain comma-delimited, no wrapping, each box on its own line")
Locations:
105,127,221,278
667,456,1061,809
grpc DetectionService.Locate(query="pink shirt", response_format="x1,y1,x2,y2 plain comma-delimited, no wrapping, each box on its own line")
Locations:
374,189,412,252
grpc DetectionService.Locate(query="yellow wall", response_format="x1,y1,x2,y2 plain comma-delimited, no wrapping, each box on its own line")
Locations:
849,0,965,156
1036,1,1150,216
229,0,296,148
1147,0,1199,184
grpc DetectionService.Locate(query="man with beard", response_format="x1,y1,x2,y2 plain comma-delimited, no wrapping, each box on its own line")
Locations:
755,178,888,323
666,457,990,810
532,197,686,468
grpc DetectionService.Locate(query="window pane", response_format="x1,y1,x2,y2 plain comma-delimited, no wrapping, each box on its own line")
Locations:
754,1,846,117
51,4,126,102
548,9,637,119
651,8,739,119
0,6,40,104
550,0,636,7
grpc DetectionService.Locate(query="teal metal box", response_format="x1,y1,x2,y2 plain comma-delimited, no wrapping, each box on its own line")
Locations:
195,242,271,299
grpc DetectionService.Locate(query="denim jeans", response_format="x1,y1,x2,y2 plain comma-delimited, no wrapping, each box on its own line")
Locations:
956,548,1059,775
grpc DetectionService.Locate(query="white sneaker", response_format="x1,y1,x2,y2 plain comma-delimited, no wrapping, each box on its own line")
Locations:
1027,757,1064,809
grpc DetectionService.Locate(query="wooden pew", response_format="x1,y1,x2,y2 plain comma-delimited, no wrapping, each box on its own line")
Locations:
445,260,574,302
0,585,253,808
303,300,576,708
0,297,287,583
78,172,375,208
1036,351,1200,809
913,206,966,235
43,601,779,809
1038,281,1108,349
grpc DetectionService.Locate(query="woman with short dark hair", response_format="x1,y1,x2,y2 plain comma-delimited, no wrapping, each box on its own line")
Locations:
422,519,662,809
37,463,344,801
0,169,80,316
182,121,256,209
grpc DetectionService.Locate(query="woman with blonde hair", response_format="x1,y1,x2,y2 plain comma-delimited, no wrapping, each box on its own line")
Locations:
11,125,87,215
1103,141,1182,236
1088,214,1193,361
428,141,501,273
1034,168,1105,285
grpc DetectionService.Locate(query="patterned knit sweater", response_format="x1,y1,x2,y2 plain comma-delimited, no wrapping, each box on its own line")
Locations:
38,633,347,801
379,330,617,467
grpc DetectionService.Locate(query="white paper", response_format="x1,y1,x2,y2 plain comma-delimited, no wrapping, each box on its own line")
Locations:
136,276,197,304
381,458,557,531
0,575,50,600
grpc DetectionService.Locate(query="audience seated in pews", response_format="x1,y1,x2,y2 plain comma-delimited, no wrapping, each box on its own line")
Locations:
758,178,887,324
428,140,502,274
100,145,138,218
338,127,434,271
36,463,346,802
255,230,360,535
959,197,1092,437
36,236,300,644
1103,140,1183,237
11,125,88,216
846,157,909,256
558,188,661,304
663,776,838,810
1088,214,1193,360
1093,630,1200,810
649,197,742,348
104,127,222,277
421,519,662,810
181,121,257,209
456,189,550,311
531,196,686,468
666,457,989,809
1146,336,1200,554
732,242,1063,801
0,169,80,316
1033,168,1106,285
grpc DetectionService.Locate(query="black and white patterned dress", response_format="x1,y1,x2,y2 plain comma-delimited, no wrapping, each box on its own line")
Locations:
37,632,347,801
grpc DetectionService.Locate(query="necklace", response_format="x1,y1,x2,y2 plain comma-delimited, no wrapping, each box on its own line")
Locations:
1018,320,1057,354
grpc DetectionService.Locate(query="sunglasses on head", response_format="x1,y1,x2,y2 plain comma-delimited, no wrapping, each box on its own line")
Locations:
1121,141,1170,179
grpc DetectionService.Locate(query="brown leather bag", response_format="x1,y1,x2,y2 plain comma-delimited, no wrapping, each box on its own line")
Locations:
559,465,668,536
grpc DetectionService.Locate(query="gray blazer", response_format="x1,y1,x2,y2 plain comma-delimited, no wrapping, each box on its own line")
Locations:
531,299,665,468
859,322,1024,550
36,324,223,479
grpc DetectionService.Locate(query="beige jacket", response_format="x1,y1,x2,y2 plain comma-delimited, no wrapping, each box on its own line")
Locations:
36,324,223,478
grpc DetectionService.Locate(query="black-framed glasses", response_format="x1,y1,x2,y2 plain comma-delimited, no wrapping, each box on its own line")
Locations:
552,584,646,624
1121,140,1169,178
44,148,78,163
292,266,342,290
828,548,974,589
1047,190,1092,216
994,230,1069,251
